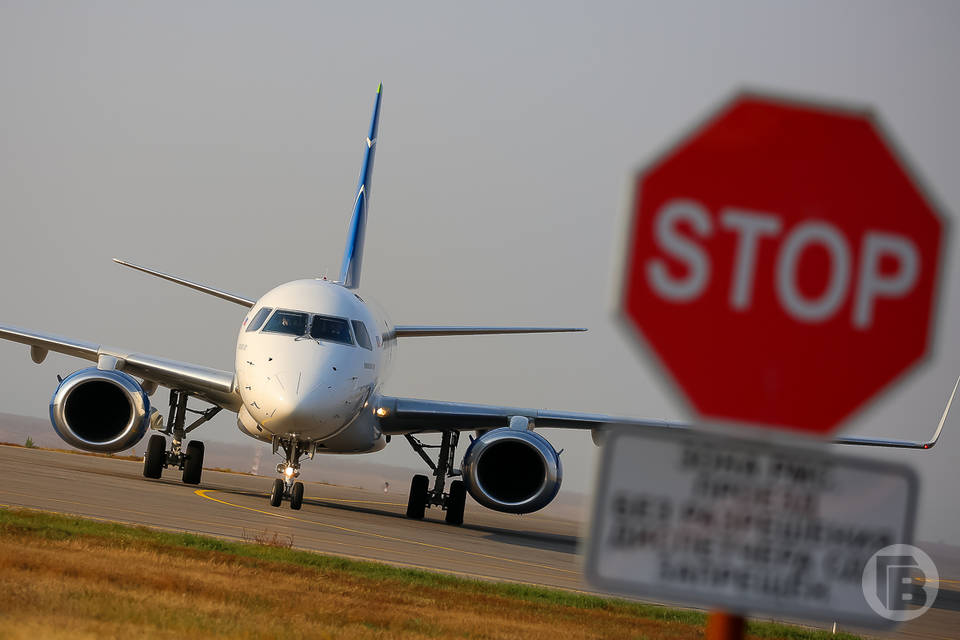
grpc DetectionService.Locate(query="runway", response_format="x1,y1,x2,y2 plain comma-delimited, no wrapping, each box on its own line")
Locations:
0,444,956,639
0,445,585,590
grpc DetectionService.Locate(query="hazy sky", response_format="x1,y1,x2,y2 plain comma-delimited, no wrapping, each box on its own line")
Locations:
1,1,959,542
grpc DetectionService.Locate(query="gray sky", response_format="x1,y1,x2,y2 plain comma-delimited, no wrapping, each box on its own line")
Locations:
1,1,959,542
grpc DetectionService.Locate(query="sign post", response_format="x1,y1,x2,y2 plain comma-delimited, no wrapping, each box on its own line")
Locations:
592,92,947,638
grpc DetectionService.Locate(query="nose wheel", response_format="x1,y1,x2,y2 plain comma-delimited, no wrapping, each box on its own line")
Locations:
404,431,467,526
267,437,310,509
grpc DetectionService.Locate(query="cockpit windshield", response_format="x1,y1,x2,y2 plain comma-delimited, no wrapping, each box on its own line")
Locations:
262,310,308,336
309,315,353,345
245,307,273,332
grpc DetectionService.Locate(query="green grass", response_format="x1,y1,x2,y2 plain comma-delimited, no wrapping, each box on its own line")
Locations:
0,507,860,640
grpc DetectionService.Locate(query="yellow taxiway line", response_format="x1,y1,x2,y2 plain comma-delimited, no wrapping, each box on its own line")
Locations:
194,488,580,576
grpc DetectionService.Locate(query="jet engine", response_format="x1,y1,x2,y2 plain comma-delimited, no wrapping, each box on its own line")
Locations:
49,367,156,453
461,427,562,514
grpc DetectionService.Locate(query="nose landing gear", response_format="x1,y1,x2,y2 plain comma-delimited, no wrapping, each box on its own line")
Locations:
267,436,313,510
142,389,221,484
404,431,467,526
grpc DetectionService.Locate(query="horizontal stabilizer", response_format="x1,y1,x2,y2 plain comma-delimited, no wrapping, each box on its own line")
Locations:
113,258,255,308
393,326,586,338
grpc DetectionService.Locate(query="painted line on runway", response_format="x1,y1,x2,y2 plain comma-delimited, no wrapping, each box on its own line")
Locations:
0,489,244,536
195,488,579,576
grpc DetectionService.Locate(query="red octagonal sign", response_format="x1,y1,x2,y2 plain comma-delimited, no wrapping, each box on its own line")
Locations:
621,94,946,436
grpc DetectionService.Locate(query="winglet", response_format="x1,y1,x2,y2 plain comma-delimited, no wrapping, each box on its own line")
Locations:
925,374,959,449
338,84,383,290
833,375,959,449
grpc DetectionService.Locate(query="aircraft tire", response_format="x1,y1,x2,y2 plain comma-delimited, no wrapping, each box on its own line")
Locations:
406,474,429,519
270,479,284,507
143,434,165,479
290,482,304,510
182,441,204,485
445,480,466,526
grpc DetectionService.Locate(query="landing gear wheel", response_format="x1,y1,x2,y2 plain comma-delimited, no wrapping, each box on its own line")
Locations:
269,479,284,507
181,440,204,485
290,482,304,510
406,474,429,520
445,480,466,526
143,434,165,479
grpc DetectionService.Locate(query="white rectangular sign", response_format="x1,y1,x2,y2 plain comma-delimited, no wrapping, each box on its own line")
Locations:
585,427,918,629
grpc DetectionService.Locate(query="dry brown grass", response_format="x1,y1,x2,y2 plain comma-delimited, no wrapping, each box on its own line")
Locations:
0,509,857,640
0,531,689,639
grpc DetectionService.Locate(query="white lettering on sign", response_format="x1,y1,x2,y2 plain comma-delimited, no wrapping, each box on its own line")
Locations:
776,221,851,322
646,199,713,302
585,428,917,628
720,209,781,310
645,198,921,328
854,232,920,329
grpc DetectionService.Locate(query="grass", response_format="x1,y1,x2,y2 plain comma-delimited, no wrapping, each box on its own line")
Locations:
0,508,861,640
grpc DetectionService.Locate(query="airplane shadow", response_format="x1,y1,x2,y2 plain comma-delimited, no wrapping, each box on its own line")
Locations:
195,485,581,554
71,462,582,556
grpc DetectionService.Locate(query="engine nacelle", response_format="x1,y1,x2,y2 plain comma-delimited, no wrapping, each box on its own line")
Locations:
49,367,153,453
461,427,562,514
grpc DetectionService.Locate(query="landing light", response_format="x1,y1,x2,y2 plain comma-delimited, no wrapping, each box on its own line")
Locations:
375,407,388,417
284,467,294,477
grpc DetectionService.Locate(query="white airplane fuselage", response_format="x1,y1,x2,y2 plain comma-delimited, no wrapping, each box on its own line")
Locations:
234,279,394,453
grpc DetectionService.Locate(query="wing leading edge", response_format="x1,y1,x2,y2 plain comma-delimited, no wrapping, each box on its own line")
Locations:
0,323,239,410
375,375,958,450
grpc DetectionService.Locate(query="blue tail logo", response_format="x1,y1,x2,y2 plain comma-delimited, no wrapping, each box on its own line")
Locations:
338,83,382,290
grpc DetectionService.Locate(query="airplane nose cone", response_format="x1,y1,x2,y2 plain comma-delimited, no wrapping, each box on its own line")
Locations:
261,372,362,435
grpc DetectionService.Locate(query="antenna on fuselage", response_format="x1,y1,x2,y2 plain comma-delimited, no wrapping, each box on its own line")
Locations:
338,83,382,290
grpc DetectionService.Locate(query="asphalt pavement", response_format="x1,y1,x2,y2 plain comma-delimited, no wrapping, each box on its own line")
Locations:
0,444,955,639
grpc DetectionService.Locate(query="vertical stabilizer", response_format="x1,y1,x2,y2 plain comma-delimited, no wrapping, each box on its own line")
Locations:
338,84,382,289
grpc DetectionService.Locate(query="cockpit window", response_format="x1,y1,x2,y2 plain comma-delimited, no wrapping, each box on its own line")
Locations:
262,310,308,336
310,315,353,345
245,307,273,332
352,320,373,350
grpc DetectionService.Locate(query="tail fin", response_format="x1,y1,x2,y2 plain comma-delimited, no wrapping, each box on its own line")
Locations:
338,83,382,290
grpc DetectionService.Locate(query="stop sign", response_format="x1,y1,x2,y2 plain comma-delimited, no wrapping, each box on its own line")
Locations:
621,94,946,435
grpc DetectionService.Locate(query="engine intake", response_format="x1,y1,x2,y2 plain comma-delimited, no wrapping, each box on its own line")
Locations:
49,367,153,453
461,427,562,514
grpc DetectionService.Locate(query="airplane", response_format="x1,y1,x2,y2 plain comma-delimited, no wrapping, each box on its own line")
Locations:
0,84,955,526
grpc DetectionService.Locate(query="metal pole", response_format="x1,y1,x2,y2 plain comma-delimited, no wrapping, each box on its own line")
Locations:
706,611,744,640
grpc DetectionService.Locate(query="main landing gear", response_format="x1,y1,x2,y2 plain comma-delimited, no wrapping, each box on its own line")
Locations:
404,431,467,526
142,389,221,485
267,436,315,510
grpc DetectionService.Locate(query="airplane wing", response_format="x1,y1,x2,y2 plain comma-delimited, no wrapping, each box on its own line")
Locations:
375,374,958,450
393,326,587,337
375,396,684,441
0,323,239,410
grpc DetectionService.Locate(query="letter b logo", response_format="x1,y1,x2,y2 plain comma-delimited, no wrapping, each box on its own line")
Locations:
863,545,938,621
